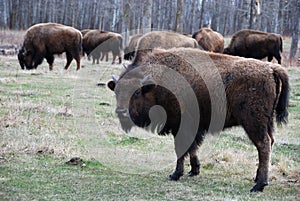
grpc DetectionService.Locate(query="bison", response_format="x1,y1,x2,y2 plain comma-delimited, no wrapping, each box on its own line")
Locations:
18,23,82,71
192,28,224,53
133,31,199,63
107,47,289,192
223,29,283,64
82,30,123,64
123,34,143,61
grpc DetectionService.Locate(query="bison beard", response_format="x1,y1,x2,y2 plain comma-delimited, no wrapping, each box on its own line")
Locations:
107,48,289,193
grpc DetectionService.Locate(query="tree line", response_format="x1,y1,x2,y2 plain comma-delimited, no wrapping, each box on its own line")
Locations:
0,0,299,58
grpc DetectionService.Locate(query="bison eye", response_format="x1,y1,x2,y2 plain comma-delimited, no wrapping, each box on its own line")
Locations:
133,89,141,97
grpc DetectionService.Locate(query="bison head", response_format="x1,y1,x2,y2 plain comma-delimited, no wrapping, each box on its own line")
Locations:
107,72,161,133
17,47,35,70
17,48,25,70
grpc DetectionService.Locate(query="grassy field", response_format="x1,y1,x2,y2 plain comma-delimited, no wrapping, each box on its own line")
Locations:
0,34,299,200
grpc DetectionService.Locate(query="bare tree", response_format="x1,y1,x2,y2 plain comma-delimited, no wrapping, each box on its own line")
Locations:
0,0,298,40
174,0,184,33
142,0,152,33
289,0,300,60
199,0,206,28
249,0,260,29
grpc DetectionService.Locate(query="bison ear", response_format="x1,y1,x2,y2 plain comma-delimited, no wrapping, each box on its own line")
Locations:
107,80,116,91
141,84,156,94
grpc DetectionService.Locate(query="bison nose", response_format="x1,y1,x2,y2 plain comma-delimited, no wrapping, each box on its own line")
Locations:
115,107,129,116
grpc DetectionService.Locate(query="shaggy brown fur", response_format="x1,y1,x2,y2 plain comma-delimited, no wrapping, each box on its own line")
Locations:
192,28,224,53
18,23,82,70
108,48,289,192
133,31,199,63
82,30,123,64
223,29,283,64
124,34,143,61
80,29,91,37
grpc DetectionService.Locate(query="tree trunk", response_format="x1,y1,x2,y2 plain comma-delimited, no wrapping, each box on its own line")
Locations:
241,0,250,29
142,0,152,33
289,0,300,60
174,0,184,33
199,0,206,28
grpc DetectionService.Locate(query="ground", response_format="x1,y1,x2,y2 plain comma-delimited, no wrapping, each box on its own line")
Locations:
0,30,299,200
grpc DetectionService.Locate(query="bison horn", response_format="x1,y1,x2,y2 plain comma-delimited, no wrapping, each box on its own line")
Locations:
112,75,118,83
140,75,151,84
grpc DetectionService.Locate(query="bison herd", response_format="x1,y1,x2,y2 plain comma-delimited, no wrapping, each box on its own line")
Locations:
16,22,289,193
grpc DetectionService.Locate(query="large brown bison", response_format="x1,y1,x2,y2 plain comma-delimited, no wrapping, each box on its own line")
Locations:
192,27,224,53
123,34,143,61
133,31,199,62
223,29,283,64
107,48,289,192
18,23,82,71
82,30,123,64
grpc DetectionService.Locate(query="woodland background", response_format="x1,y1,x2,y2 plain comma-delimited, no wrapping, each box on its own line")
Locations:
0,0,299,58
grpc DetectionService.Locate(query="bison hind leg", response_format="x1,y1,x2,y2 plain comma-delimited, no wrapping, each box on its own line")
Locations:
245,128,272,192
274,52,282,64
75,56,81,71
64,52,73,70
188,142,200,177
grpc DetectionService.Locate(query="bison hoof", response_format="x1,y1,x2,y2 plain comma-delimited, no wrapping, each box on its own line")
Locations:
168,172,183,181
250,183,268,192
188,170,200,177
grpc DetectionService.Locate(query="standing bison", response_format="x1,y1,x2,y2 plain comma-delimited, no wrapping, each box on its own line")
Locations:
18,23,82,70
123,34,143,61
133,31,199,62
223,29,283,64
107,48,289,192
82,30,123,64
192,27,224,53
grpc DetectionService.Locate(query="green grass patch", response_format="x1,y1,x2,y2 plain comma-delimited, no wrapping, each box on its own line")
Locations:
107,132,142,146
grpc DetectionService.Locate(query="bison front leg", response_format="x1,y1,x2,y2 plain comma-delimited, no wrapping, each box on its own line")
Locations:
45,55,55,71
250,133,272,192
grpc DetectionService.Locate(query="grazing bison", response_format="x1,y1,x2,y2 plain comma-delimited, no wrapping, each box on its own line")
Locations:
124,34,143,61
133,31,199,62
192,28,224,53
82,30,123,64
223,29,283,64
107,48,289,192
18,23,82,70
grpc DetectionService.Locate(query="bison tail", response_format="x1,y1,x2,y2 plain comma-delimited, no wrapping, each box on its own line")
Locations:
273,66,289,125
119,36,123,51
279,36,283,53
